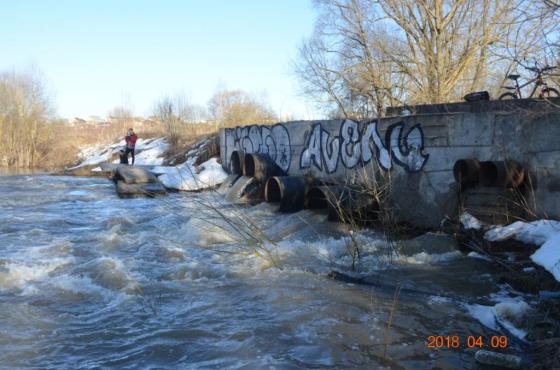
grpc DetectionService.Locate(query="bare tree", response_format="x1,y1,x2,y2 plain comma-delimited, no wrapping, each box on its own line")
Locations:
0,68,54,167
109,104,134,134
153,94,206,147
207,88,277,127
295,0,559,114
295,0,404,118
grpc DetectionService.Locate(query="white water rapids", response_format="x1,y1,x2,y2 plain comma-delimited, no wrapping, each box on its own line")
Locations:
0,173,527,368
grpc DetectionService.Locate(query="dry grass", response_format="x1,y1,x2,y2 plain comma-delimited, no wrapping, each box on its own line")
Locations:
383,283,402,360
41,120,220,169
321,161,402,270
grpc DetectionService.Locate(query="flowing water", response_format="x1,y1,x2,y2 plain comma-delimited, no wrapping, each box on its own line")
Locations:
0,173,527,369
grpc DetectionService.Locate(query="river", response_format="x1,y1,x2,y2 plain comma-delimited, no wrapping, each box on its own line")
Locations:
0,173,527,368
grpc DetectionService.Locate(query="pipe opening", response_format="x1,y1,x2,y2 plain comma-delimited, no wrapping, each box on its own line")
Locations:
479,161,498,186
243,154,256,177
305,187,329,209
453,159,480,187
479,160,524,188
230,151,243,175
264,177,282,203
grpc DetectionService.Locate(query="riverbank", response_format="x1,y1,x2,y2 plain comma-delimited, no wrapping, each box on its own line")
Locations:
62,133,228,192
454,215,560,369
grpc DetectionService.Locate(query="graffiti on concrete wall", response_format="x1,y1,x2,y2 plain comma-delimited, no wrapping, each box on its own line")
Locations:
299,119,428,173
224,124,291,172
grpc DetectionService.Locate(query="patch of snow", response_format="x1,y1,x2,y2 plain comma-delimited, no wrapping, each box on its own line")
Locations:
466,304,498,330
484,221,524,242
158,158,228,191
530,234,560,281
91,167,102,172
460,212,483,230
465,299,529,340
495,300,530,324
484,220,560,281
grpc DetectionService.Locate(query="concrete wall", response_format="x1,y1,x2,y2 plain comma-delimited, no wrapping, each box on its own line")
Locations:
219,109,560,228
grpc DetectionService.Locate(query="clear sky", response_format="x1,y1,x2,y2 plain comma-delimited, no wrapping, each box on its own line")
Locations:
0,0,318,119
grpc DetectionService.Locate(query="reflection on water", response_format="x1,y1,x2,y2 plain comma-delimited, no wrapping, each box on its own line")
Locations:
0,174,523,368
0,167,60,176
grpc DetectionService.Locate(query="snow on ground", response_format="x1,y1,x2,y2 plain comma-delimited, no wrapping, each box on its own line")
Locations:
72,138,169,168
466,300,529,340
117,138,169,166
155,158,228,191
74,144,115,167
465,286,531,340
484,220,560,281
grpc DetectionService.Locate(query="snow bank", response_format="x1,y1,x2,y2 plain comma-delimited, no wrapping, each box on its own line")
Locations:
157,158,228,191
484,220,560,281
73,138,169,168
73,134,226,192
121,138,169,166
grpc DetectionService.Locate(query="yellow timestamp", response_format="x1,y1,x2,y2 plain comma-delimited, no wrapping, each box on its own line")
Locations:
426,335,509,349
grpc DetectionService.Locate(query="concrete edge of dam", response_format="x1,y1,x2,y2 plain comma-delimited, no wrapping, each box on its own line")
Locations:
218,99,560,229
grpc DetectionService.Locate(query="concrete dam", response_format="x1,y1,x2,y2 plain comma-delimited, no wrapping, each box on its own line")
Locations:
219,99,560,229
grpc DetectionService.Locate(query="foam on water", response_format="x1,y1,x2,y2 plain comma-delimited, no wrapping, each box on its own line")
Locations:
0,174,528,368
48,274,112,300
0,257,74,290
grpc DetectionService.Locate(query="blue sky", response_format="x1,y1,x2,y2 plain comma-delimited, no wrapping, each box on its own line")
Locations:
1,1,318,119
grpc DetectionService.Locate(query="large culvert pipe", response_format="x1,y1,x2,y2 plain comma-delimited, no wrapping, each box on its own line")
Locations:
264,176,309,212
305,185,343,210
243,153,285,181
305,185,378,222
453,159,480,187
229,150,245,175
479,160,525,188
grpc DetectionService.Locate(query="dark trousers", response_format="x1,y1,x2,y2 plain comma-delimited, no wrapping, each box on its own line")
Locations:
125,147,135,165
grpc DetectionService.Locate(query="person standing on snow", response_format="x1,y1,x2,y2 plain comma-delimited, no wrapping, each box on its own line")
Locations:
124,128,138,165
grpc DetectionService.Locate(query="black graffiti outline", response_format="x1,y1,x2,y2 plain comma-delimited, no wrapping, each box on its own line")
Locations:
224,123,292,172
385,122,429,172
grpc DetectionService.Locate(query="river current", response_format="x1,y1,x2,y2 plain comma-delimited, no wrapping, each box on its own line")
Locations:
0,173,525,369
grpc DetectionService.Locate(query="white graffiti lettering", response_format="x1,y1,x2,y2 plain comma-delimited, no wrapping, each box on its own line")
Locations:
299,124,322,171
300,120,428,173
224,124,292,172
340,119,361,168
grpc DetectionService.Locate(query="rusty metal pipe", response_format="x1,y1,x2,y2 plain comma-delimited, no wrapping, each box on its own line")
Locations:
479,160,525,188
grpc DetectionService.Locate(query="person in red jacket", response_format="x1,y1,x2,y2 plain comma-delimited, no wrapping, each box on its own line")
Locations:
124,128,138,165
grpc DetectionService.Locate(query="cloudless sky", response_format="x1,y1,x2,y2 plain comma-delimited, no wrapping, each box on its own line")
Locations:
0,0,318,119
